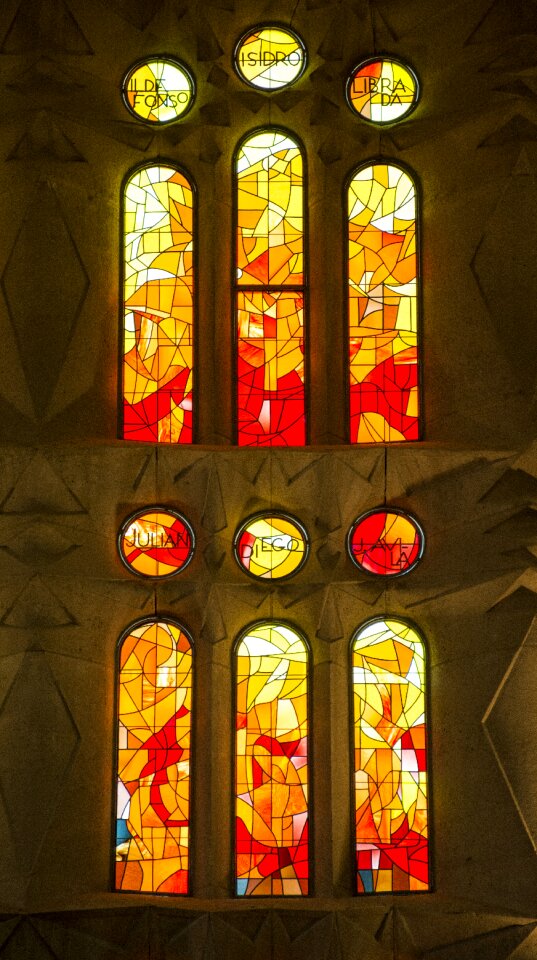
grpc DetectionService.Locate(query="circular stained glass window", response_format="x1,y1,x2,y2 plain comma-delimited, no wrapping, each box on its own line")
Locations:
118,507,195,578
122,57,195,124
348,509,424,577
346,58,419,124
234,513,309,580
234,25,306,90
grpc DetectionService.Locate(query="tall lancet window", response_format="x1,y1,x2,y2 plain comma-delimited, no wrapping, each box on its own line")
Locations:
235,622,309,895
352,618,430,893
115,618,193,894
348,163,420,443
235,130,306,446
122,164,194,443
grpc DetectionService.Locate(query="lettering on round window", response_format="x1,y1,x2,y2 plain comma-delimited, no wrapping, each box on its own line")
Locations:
118,507,195,578
348,509,423,577
234,513,309,580
234,25,306,90
347,58,419,124
122,58,195,124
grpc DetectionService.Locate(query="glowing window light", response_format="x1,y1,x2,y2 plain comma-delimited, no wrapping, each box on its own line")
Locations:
123,57,195,124
115,618,193,894
235,129,306,446
235,622,309,896
352,618,430,894
234,25,306,90
122,164,194,443
348,508,423,576
118,507,194,578
348,162,420,443
234,512,309,580
347,58,419,125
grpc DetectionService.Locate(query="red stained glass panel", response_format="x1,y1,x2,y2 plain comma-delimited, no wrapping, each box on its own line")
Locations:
349,509,423,576
348,164,419,443
236,130,306,446
115,619,192,894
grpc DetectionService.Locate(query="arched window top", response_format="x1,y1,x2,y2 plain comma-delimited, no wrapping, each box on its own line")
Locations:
235,621,309,896
347,161,420,444
235,127,305,288
115,617,193,895
122,162,195,444
235,128,306,446
351,617,429,894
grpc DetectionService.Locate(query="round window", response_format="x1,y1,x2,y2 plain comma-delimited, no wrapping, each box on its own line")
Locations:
122,57,195,124
346,58,419,124
348,508,423,576
234,513,309,580
234,25,306,90
118,507,194,578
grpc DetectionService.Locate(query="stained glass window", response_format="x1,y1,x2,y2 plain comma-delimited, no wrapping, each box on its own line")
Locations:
348,509,423,576
115,618,192,894
348,163,419,443
234,512,308,580
122,164,194,443
347,59,419,124
234,26,306,90
235,130,306,446
235,622,309,895
118,507,195,578
122,58,195,124
352,619,429,893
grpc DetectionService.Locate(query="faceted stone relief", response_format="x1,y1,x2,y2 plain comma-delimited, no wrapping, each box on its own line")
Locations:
0,0,93,54
1,184,89,416
483,616,537,851
0,653,80,875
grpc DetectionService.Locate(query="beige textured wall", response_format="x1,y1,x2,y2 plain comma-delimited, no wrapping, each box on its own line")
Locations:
0,0,536,957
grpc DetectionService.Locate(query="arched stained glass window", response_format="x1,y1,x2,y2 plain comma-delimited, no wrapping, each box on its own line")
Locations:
352,619,429,893
235,129,306,446
122,164,194,443
348,163,420,444
115,618,192,894
235,622,309,895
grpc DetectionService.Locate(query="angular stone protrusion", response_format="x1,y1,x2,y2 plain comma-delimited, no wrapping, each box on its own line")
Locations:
0,452,86,515
196,18,224,61
106,0,164,30
466,0,537,45
8,57,85,95
0,519,79,566
478,115,537,147
201,465,227,534
424,922,537,959
200,587,227,644
8,111,86,162
318,135,343,165
1,183,89,414
0,0,93,54
316,586,344,642
1,576,77,628
376,907,420,959
0,653,79,875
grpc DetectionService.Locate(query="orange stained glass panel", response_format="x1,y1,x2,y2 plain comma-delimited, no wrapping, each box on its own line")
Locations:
236,130,303,288
348,163,419,443
237,288,305,445
122,165,194,443
352,619,429,893
118,507,194,578
235,622,309,896
115,619,192,894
